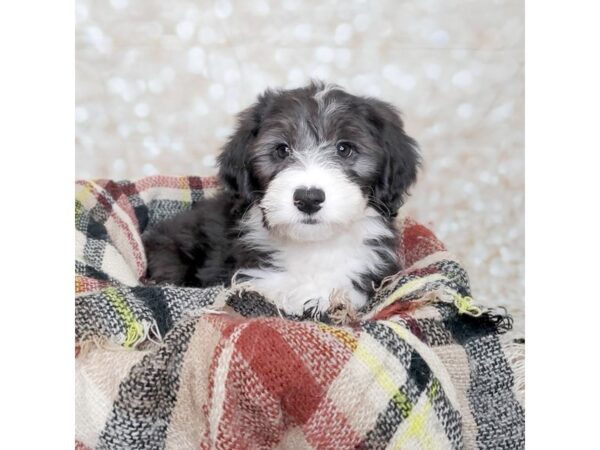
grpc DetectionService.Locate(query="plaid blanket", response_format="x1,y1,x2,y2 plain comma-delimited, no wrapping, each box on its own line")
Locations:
75,175,524,450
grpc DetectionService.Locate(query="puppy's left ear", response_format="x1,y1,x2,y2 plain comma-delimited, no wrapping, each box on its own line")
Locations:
366,99,421,217
217,90,272,204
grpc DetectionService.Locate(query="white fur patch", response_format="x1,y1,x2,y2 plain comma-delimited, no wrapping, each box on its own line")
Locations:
237,205,395,316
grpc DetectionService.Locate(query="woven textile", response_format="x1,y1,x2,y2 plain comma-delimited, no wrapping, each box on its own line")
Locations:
75,175,524,450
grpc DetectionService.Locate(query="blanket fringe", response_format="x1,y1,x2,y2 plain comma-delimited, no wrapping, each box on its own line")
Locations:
369,286,515,336
501,335,525,407
373,272,405,293
76,334,154,356
77,287,232,352
324,290,359,325
211,285,235,312
477,306,514,334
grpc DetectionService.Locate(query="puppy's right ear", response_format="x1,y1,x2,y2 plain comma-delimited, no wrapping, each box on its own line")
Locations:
217,91,272,203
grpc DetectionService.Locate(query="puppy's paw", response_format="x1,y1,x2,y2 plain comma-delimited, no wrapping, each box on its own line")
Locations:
301,297,327,320
298,290,358,324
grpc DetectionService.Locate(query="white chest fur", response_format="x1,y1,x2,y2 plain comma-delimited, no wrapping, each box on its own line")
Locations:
236,207,395,316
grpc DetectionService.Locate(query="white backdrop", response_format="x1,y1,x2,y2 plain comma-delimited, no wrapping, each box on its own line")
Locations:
76,0,524,334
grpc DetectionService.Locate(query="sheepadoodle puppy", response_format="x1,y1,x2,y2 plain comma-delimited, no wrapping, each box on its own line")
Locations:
143,81,421,317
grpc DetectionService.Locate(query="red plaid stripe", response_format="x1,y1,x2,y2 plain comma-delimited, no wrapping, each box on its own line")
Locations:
400,218,446,268
91,184,146,277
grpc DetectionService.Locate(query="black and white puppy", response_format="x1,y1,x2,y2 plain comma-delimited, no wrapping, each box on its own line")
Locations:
143,81,420,317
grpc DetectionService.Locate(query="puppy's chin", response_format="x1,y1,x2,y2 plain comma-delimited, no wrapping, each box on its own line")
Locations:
270,221,339,242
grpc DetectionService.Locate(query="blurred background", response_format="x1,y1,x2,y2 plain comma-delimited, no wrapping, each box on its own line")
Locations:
75,0,524,335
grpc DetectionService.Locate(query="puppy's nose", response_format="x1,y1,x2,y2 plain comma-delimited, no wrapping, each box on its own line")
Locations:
293,188,325,214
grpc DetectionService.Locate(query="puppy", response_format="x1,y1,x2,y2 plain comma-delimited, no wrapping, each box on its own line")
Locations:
143,81,420,317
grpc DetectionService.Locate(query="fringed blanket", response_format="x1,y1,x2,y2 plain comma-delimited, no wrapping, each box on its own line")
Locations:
75,175,524,450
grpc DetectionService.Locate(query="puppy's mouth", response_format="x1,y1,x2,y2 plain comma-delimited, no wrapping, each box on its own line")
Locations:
300,217,319,225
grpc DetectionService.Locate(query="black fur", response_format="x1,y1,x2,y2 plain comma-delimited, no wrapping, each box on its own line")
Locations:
363,98,420,215
143,82,421,304
143,195,270,286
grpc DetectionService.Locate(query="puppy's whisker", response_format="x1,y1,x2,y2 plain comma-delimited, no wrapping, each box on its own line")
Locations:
236,200,260,237
365,186,392,217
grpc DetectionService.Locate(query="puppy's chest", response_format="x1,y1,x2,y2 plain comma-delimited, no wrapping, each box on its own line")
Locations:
276,235,377,282
238,219,395,315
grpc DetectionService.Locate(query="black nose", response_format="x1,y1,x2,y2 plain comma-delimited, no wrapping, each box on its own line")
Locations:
293,188,325,214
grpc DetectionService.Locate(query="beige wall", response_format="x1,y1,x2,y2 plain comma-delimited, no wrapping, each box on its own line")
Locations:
76,0,524,333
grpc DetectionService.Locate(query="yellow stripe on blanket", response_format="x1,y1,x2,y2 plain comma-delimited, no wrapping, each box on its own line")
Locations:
75,181,96,209
392,379,445,450
178,176,192,203
319,324,412,416
354,326,413,404
393,396,436,450
75,200,84,222
318,323,358,351
356,342,409,408
384,320,460,410
103,287,145,348
381,274,447,309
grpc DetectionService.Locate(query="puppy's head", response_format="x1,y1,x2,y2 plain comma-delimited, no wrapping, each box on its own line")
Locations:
218,81,421,241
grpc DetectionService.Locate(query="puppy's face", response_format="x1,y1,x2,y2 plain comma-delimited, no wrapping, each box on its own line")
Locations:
218,82,420,242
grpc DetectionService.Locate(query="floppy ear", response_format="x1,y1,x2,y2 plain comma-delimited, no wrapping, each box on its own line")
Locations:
217,91,272,203
366,99,421,217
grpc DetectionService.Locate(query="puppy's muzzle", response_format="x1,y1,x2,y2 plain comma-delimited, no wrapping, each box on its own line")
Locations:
293,187,325,215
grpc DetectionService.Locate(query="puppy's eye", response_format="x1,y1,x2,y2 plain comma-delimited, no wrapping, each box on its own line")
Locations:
275,144,291,159
336,142,354,158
